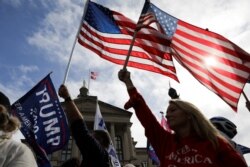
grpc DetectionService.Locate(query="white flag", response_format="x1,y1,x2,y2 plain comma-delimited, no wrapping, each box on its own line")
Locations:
94,101,121,167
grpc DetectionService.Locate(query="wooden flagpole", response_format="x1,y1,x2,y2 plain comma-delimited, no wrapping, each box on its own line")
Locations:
63,0,90,84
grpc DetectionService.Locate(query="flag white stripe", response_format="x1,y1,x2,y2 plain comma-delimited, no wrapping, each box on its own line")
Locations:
176,26,244,66
178,24,241,55
79,33,174,69
82,21,171,56
175,51,238,107
174,45,240,98
173,35,249,79
80,23,175,68
80,34,176,75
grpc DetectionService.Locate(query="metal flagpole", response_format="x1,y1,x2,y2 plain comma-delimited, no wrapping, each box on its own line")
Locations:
243,91,249,102
122,29,139,70
63,0,90,84
123,0,150,70
242,91,250,112
88,69,91,95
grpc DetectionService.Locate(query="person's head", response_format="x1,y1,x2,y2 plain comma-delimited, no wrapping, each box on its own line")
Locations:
166,99,220,148
92,130,111,149
0,104,20,138
210,116,237,139
0,91,11,109
61,157,80,167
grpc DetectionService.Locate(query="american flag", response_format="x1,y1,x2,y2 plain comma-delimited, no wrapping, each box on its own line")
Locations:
140,1,250,111
78,1,178,81
90,71,98,80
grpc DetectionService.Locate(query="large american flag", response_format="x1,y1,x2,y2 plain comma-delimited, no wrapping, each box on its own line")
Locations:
78,1,178,81
140,1,250,111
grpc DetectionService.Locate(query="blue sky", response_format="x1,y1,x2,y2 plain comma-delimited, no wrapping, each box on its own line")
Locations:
1,0,250,164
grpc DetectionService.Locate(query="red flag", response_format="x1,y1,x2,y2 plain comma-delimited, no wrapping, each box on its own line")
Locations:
78,2,178,81
90,71,98,80
140,1,250,111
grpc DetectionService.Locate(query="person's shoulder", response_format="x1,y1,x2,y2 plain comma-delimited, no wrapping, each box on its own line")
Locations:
216,136,238,152
2,139,31,153
1,138,20,148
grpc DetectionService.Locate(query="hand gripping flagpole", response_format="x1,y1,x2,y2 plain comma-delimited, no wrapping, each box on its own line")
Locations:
63,0,90,84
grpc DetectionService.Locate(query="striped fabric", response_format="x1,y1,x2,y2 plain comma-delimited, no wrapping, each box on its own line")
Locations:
78,1,178,81
140,1,250,111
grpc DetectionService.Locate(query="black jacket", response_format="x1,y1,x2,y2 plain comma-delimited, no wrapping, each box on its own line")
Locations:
71,119,110,167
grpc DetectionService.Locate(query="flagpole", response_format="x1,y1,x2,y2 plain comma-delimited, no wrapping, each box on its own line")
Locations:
123,0,150,70
122,29,139,70
63,0,90,84
88,69,91,94
242,91,250,112
243,91,249,102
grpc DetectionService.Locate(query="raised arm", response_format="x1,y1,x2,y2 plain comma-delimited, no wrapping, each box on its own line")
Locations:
58,84,83,124
58,85,109,166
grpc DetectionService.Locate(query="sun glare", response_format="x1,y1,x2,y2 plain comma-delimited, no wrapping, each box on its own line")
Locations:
204,57,217,67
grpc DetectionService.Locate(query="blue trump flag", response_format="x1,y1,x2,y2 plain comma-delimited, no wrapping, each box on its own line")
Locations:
147,140,160,166
11,73,70,167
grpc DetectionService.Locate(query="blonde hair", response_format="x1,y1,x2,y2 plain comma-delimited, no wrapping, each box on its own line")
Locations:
0,104,20,136
169,99,222,149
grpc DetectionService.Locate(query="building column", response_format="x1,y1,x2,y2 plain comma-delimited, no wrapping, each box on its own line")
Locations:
123,127,129,161
110,123,115,143
126,124,136,159
123,123,135,161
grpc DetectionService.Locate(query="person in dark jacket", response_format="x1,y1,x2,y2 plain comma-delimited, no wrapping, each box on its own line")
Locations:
58,85,110,167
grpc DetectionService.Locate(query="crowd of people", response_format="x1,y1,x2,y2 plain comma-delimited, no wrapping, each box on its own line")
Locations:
0,69,249,167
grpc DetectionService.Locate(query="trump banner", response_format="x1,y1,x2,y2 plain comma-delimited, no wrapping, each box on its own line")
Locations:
11,73,70,167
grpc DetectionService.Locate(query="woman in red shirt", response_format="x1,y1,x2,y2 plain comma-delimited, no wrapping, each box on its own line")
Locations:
118,69,247,167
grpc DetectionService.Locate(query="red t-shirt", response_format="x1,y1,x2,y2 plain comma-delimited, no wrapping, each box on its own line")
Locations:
125,88,247,167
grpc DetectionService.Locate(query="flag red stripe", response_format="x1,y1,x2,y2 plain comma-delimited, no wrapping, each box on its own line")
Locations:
175,28,250,71
81,22,172,61
80,32,176,71
173,44,242,93
139,2,250,111
78,4,178,81
171,20,249,110
79,40,178,80
174,52,239,108
80,25,175,71
178,21,230,42
172,37,248,83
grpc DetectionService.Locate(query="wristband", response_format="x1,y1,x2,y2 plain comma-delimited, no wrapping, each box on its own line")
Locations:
65,96,72,102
